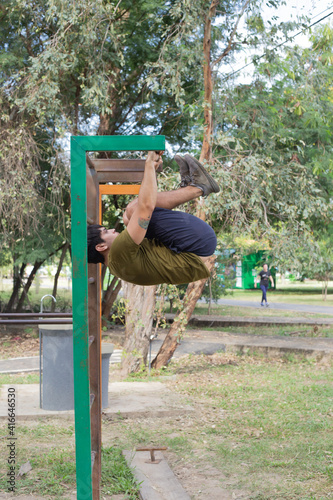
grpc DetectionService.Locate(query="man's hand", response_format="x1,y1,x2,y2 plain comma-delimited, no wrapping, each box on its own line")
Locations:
146,151,163,171
254,283,257,288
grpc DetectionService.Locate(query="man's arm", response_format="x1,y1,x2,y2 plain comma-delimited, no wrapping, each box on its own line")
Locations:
126,151,162,245
270,275,274,287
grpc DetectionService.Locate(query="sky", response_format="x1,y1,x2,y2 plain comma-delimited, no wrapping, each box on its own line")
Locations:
219,0,333,84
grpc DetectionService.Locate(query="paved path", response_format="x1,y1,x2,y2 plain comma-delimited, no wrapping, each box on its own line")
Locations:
0,349,122,374
215,299,333,315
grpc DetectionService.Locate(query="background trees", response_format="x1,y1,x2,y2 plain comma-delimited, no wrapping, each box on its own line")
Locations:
0,1,332,365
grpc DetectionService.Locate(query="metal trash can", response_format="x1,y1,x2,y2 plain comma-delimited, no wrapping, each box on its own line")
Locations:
39,324,113,411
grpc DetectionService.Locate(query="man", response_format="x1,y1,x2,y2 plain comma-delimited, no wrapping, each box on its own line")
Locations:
87,151,219,285
254,263,274,307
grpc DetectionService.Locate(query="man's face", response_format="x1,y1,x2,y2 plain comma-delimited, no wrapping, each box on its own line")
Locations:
263,264,268,272
99,227,119,248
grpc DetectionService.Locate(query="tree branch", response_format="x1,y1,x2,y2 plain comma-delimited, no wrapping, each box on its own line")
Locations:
212,0,251,67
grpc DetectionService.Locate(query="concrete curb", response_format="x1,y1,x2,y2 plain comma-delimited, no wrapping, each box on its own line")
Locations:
165,313,333,327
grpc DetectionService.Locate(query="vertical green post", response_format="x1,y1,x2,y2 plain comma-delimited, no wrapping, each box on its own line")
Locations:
71,137,93,499
70,135,165,500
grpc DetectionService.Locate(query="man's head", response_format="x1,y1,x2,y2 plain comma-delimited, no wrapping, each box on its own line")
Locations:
87,224,119,264
263,264,268,271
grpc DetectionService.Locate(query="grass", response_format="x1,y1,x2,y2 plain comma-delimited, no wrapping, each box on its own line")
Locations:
104,355,333,499
0,417,140,499
188,323,333,338
0,355,332,498
0,373,39,386
195,358,333,498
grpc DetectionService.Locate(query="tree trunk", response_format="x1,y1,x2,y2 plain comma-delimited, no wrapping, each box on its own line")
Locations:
151,256,215,369
17,273,33,310
14,243,66,312
102,276,122,327
51,242,70,312
15,261,44,312
121,283,157,375
5,263,26,312
200,0,218,163
151,3,219,369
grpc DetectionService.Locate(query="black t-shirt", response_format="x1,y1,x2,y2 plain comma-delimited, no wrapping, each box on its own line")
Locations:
259,270,271,286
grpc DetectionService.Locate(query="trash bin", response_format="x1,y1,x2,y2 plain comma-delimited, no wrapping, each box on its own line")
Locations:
39,324,113,411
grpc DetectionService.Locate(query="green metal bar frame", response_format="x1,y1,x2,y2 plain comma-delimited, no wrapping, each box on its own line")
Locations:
70,135,165,500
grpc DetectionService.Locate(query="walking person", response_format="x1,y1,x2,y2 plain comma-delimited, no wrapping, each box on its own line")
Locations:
254,264,274,307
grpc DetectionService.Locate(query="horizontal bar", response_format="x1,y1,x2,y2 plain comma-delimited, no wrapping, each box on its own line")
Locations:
0,319,73,325
0,313,72,318
92,159,146,171
97,172,144,183
73,135,165,152
92,159,162,172
100,185,141,195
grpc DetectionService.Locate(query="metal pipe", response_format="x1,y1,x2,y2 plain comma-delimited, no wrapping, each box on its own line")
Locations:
40,294,56,313
0,313,72,318
148,334,156,376
0,319,73,325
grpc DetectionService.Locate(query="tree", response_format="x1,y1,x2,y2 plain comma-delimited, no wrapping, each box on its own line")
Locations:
2,1,331,361
209,24,333,286
152,0,306,368
311,241,333,301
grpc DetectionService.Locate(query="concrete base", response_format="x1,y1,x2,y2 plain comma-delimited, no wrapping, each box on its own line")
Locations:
0,382,193,420
219,332,333,361
123,450,191,500
166,313,333,327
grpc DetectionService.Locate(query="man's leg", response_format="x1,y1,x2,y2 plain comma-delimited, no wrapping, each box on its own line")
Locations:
143,208,217,262
124,186,202,225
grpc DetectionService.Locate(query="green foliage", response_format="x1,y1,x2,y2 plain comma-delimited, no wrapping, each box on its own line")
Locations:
202,253,236,303
200,23,333,274
1,0,332,311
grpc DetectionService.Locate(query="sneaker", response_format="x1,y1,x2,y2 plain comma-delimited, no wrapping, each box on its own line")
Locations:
260,303,264,307
174,155,191,188
184,154,220,197
266,303,269,307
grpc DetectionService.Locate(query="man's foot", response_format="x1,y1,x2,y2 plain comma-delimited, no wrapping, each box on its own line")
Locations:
266,303,269,307
174,155,191,188
261,302,264,307
184,154,220,197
